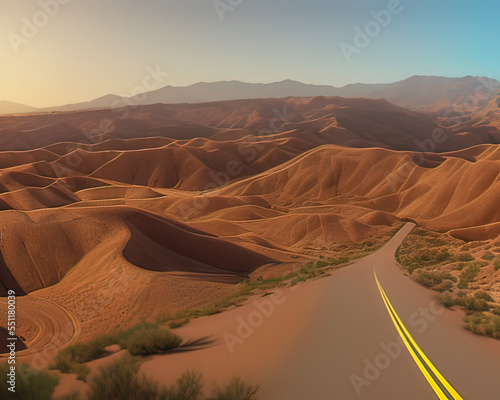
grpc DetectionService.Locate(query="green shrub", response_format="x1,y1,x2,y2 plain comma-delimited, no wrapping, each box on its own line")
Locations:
439,293,456,308
118,322,159,339
51,323,182,377
413,270,453,289
458,263,481,288
436,250,452,262
439,294,491,312
413,271,443,288
494,259,500,271
50,334,118,378
211,377,259,400
121,327,182,356
475,291,494,302
455,297,490,312
0,363,59,400
464,313,500,339
163,370,203,400
53,334,117,366
86,355,258,400
88,356,160,400
481,252,495,261
459,253,475,262
74,363,91,381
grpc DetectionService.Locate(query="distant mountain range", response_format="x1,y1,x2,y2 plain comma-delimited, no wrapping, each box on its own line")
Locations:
2,75,499,116
0,101,38,115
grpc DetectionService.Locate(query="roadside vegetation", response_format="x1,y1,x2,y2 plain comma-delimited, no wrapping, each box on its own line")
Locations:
0,363,59,400
79,355,258,400
398,227,500,340
3,356,258,400
50,323,182,380
439,291,500,339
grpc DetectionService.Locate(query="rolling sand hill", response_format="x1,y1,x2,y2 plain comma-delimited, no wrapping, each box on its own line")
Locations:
1,97,499,151
0,96,498,356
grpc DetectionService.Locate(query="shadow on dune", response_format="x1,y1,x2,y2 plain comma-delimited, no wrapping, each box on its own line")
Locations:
171,336,217,354
0,250,25,297
122,211,274,280
0,327,27,354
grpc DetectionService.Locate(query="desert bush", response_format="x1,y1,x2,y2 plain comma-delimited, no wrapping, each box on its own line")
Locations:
0,363,59,400
439,294,491,312
210,377,259,400
50,334,117,379
413,270,453,289
494,258,500,271
88,356,160,400
492,307,500,316
51,322,181,377
163,370,204,400
475,291,494,302
121,327,182,356
413,271,443,288
439,293,456,308
454,297,490,312
458,263,481,288
86,355,258,400
464,313,500,339
458,253,475,262
481,252,495,261
54,334,118,366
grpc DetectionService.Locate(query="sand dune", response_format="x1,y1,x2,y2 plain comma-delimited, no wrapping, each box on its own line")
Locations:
0,97,498,151
123,211,274,276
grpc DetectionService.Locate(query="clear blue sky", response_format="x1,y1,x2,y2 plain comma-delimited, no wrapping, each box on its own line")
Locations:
1,0,499,107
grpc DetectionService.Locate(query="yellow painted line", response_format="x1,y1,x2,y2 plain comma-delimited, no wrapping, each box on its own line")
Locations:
374,271,463,400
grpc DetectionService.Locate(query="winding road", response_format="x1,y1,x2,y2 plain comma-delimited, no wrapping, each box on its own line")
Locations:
142,223,500,399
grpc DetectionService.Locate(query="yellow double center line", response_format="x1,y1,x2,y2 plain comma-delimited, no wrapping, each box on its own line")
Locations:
374,271,463,400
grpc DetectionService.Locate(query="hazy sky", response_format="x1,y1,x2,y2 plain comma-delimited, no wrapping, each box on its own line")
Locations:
1,0,499,107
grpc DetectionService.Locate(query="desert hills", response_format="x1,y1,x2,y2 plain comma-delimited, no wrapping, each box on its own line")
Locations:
0,94,499,347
